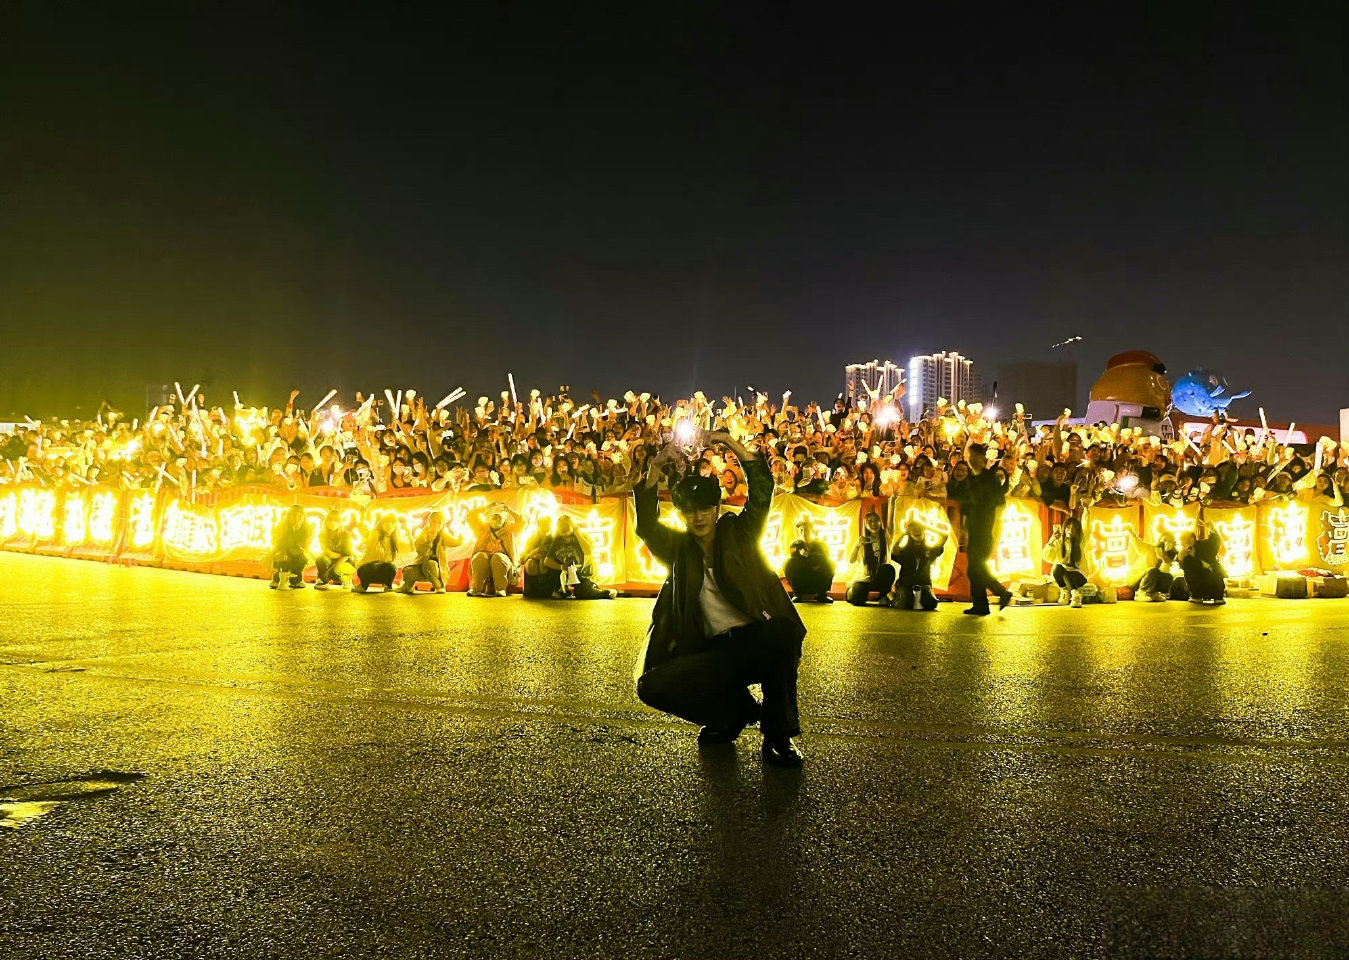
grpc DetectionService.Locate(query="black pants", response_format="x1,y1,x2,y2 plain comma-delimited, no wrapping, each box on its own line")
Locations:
965,533,1010,613
784,556,833,599
1181,559,1225,601
846,565,896,605
357,561,396,589
637,621,801,739
1052,564,1087,591
522,569,555,598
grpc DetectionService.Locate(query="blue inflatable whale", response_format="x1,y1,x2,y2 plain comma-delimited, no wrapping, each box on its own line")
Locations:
1171,369,1250,417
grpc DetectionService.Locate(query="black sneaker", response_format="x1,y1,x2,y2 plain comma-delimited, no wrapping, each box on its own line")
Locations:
698,726,742,746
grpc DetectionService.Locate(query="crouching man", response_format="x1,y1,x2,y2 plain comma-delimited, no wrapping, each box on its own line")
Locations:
633,431,807,768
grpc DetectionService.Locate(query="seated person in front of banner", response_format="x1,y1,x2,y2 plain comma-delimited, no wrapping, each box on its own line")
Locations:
888,518,945,610
845,508,895,606
1042,517,1088,607
467,502,522,597
785,516,835,603
1135,532,1187,602
519,516,556,598
543,514,617,599
633,432,807,768
314,508,357,590
355,513,402,592
398,510,456,593
1178,520,1226,605
268,505,312,589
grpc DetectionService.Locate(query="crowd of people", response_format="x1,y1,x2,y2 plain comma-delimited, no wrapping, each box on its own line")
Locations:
2,380,1344,604
3,384,1343,507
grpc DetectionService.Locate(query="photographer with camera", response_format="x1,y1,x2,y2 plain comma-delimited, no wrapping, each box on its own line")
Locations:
633,428,807,768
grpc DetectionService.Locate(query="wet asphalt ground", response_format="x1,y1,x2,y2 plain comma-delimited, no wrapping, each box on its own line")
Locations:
1,552,1346,959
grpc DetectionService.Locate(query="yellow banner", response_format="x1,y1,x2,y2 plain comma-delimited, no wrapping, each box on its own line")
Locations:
889,496,958,589
1203,505,1259,579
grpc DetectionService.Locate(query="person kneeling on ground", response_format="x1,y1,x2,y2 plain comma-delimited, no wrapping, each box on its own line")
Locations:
398,511,456,594
355,514,402,592
1043,517,1088,607
467,503,521,597
888,519,945,610
269,505,312,589
845,509,896,606
544,514,616,599
633,431,807,768
519,516,555,598
315,508,357,590
1179,520,1226,605
785,516,834,603
1136,532,1187,601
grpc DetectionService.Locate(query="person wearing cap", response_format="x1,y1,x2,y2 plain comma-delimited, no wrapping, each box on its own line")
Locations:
633,431,807,768
467,502,521,597
889,518,945,610
785,516,835,603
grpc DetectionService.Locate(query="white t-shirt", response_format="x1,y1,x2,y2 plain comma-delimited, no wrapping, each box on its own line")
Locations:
699,561,754,637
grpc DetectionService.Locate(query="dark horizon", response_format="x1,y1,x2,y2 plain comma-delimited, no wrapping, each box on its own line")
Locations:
2,4,1345,422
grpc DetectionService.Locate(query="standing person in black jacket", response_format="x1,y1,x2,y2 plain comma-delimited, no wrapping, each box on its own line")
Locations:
633,431,807,768
959,443,1013,616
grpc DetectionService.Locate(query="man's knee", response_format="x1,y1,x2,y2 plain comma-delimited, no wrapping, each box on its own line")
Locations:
845,581,870,606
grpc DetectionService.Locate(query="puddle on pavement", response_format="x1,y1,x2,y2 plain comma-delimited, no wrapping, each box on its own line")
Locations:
0,771,146,831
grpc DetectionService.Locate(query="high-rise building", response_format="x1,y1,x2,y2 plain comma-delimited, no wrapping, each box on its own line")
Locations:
907,351,980,419
844,359,904,402
994,360,1078,420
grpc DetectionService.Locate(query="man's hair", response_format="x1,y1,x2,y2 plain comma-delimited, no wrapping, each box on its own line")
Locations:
967,443,988,458
672,474,721,510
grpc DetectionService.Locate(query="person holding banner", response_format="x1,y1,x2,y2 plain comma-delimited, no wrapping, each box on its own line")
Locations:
633,431,807,768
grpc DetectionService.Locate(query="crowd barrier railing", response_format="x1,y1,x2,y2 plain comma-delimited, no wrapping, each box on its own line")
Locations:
1,483,1344,596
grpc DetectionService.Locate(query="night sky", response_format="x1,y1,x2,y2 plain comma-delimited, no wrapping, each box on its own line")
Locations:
3,4,1345,422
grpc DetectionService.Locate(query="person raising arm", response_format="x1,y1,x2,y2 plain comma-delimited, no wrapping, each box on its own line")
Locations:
633,430,807,768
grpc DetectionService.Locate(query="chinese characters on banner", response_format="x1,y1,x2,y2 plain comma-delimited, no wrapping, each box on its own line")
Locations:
3,483,1348,588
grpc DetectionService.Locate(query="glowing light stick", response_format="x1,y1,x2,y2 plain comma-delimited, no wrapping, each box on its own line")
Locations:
435,388,465,410
233,391,242,408
383,389,398,417
1286,422,1296,443
508,373,518,407
311,389,337,415
1258,407,1269,440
